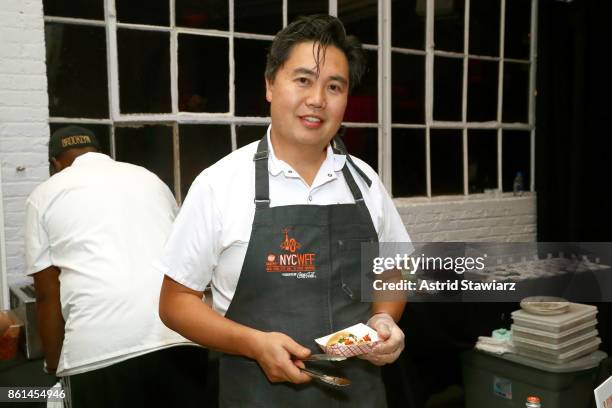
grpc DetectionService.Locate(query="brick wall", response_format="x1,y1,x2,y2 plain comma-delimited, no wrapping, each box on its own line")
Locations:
396,194,537,242
0,0,49,286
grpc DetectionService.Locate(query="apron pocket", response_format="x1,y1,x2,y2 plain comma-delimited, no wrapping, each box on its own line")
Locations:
338,238,375,301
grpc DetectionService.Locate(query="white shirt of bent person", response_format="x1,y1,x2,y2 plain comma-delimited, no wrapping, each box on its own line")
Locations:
25,152,193,376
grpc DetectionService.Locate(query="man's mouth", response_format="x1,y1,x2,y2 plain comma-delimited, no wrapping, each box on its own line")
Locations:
300,115,324,129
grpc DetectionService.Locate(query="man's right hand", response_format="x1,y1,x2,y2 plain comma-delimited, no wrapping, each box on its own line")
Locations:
250,332,313,384
160,277,312,385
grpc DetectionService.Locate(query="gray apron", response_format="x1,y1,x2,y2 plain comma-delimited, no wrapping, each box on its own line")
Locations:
219,136,386,408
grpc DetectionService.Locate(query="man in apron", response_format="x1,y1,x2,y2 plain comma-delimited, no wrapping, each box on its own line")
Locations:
158,15,410,407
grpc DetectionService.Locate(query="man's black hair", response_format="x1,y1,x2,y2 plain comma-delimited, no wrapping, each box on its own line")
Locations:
265,14,366,91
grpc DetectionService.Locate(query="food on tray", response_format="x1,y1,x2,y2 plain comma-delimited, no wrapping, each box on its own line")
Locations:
326,331,372,346
315,323,379,357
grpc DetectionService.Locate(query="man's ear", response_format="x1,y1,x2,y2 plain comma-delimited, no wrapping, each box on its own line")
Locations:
49,157,63,175
265,77,274,103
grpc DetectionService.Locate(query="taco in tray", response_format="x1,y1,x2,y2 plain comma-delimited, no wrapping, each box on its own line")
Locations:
326,331,372,346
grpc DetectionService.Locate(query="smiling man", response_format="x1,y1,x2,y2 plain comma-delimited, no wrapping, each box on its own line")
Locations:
158,15,410,407
265,41,350,185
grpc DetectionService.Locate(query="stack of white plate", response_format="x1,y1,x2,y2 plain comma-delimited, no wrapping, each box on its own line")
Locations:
511,299,600,364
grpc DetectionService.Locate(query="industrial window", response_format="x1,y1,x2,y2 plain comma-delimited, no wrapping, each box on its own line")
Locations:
43,0,537,201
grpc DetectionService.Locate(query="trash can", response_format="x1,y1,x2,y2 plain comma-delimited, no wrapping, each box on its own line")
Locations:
462,350,607,408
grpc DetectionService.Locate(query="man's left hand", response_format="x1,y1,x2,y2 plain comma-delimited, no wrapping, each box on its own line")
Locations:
359,313,405,366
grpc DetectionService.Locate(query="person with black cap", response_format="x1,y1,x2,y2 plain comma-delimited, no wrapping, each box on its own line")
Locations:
158,15,410,407
25,125,207,407
47,125,100,176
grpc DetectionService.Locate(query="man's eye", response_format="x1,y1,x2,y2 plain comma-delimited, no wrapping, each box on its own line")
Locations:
297,77,310,85
329,84,342,92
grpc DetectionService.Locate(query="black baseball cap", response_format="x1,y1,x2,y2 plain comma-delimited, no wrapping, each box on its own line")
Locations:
49,126,100,159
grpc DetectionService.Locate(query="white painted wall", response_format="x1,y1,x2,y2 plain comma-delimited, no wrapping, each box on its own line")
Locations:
396,194,537,242
0,0,49,290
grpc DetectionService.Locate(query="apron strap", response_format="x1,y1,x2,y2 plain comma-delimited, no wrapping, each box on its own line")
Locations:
340,165,365,203
331,136,373,218
253,136,270,208
253,134,373,207
332,136,373,188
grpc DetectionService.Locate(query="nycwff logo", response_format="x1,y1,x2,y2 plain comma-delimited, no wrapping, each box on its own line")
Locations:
266,228,316,277
280,228,301,253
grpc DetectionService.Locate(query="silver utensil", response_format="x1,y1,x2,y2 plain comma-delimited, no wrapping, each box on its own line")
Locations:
302,354,347,362
299,367,351,387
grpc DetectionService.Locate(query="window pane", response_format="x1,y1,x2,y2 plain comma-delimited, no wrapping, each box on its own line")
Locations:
392,129,426,197
392,0,425,50
179,125,232,199
288,0,328,24
468,130,497,193
176,0,228,30
338,0,378,45
505,0,531,60
392,53,425,124
469,0,500,56
235,39,270,117
43,0,104,20
467,59,498,122
116,0,169,26
114,125,174,191
431,129,462,195
237,125,267,148
235,0,282,35
502,62,529,123
49,123,111,157
342,127,378,172
118,29,171,114
434,0,465,53
179,34,229,113
345,50,377,123
502,130,530,192
433,56,462,121
45,23,109,118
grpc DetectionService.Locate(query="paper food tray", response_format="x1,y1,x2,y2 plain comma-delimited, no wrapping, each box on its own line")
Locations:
315,323,379,357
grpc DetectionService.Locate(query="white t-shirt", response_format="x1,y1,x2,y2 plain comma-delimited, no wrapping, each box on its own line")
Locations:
25,153,192,376
158,127,411,315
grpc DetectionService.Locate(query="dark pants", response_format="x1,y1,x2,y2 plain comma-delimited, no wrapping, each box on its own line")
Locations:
62,345,208,408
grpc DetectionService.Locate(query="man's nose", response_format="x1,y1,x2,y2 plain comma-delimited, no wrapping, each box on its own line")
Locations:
306,85,326,109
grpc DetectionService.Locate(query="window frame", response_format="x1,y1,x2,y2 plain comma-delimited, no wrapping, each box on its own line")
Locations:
44,0,538,201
